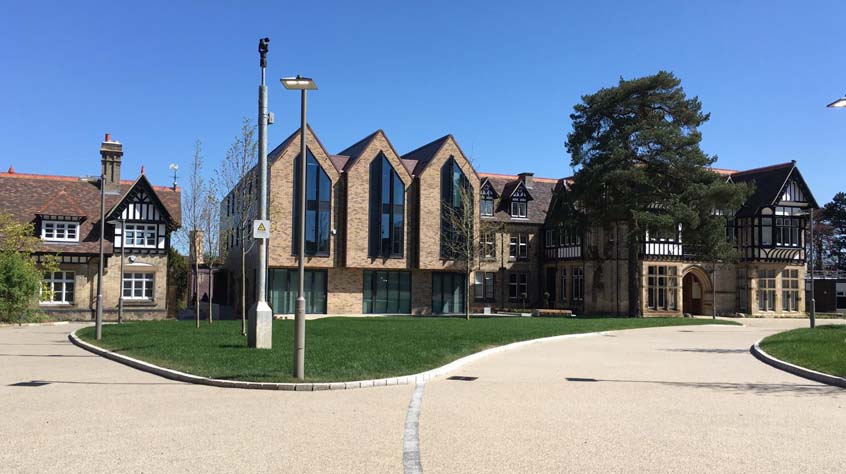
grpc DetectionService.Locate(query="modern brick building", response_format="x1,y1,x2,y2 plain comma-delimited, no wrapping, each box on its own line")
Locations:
220,127,816,318
0,135,182,320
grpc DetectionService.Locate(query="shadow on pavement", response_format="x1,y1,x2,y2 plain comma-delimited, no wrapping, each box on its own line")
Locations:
0,353,96,358
565,377,843,395
661,348,749,354
7,379,179,387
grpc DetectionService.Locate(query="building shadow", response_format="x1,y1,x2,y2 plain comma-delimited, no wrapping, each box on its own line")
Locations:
8,379,180,387
565,377,843,396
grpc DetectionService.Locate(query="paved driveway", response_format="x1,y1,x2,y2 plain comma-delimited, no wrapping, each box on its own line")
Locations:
1,319,843,474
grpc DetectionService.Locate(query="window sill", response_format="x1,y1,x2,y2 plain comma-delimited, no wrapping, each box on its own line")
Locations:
122,300,157,307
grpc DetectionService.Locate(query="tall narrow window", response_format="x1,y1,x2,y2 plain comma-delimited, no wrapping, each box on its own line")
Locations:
474,272,495,302
782,269,800,312
481,232,496,259
369,154,405,258
440,157,470,259
572,267,584,302
480,185,495,217
757,269,776,311
293,150,331,256
560,268,568,302
509,233,528,260
508,273,528,302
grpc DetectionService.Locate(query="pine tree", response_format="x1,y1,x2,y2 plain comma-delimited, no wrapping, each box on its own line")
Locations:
565,71,749,316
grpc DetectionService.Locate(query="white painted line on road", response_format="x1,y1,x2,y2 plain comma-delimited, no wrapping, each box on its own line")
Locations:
403,382,426,474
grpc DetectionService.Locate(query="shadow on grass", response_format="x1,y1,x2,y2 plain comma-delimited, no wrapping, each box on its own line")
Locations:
565,377,842,396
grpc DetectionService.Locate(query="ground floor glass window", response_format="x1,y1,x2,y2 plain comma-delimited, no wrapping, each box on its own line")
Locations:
363,271,411,314
42,271,74,304
268,269,327,314
508,273,528,302
757,269,776,311
782,269,799,312
474,272,495,302
432,272,465,314
647,266,678,310
123,272,154,301
572,267,584,302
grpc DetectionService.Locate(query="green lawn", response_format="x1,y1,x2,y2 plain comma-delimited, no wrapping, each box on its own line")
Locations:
77,316,737,383
760,324,846,378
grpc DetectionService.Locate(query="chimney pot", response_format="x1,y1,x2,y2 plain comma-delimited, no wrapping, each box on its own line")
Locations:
7,165,14,174
105,133,111,142
518,172,534,189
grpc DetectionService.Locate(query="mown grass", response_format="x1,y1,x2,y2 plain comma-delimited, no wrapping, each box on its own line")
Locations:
760,324,846,378
77,316,736,383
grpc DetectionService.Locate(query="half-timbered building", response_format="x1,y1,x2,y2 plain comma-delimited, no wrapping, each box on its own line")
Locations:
0,134,181,320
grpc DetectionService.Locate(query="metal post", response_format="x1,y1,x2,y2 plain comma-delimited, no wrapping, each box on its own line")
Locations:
248,38,273,348
294,87,307,380
95,175,105,340
809,208,816,328
118,219,125,324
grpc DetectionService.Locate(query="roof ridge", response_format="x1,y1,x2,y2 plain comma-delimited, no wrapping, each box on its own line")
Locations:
0,171,178,192
337,130,381,158
730,161,795,177
478,172,560,183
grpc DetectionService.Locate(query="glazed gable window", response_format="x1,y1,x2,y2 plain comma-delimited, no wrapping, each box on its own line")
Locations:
440,157,471,259
369,154,404,258
480,184,495,217
42,221,79,242
293,150,331,256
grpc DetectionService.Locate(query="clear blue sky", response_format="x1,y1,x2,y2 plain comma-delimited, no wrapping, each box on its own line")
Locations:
1,0,844,203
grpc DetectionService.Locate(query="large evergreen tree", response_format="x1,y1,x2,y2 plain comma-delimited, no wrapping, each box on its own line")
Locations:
820,192,846,272
565,71,749,316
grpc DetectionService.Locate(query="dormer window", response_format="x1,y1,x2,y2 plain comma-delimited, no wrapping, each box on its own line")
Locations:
510,186,529,219
42,221,79,242
480,184,495,217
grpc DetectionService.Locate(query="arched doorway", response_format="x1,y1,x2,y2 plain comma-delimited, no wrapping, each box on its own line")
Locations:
682,267,712,316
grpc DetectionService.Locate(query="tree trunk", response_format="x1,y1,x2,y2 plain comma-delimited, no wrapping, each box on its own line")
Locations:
240,249,247,336
194,248,200,328
627,236,642,317
208,268,214,324
465,268,471,320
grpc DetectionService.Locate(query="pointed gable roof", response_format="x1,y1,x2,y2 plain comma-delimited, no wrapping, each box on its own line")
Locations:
729,161,818,216
106,174,180,229
400,134,452,175
336,130,410,179
268,125,341,179
480,178,500,198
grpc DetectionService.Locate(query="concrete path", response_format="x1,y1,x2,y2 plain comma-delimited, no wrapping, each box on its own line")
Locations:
1,319,844,473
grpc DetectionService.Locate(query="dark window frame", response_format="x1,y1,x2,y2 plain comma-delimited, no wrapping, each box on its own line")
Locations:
292,150,332,257
368,154,405,259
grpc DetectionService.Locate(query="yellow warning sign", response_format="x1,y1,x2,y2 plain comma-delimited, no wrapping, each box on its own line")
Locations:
253,220,271,239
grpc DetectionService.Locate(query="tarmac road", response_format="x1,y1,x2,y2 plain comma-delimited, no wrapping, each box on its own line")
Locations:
1,318,843,474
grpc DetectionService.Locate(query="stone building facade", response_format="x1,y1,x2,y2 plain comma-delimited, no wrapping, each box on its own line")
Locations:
220,127,816,318
0,135,182,320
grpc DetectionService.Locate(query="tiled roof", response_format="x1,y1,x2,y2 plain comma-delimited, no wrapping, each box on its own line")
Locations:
478,172,560,225
727,161,819,215
337,130,380,171
400,135,452,175
0,172,181,255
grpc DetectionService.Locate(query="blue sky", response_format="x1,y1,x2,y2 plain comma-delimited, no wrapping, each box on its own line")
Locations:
1,1,844,203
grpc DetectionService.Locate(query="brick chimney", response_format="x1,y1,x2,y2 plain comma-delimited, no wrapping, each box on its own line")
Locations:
100,133,123,194
518,172,534,189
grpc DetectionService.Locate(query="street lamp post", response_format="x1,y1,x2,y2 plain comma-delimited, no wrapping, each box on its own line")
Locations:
95,174,106,340
248,37,274,349
809,208,816,328
281,75,317,381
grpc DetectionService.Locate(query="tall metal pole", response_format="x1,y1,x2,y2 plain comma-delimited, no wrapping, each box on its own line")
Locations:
809,209,816,328
294,87,307,380
248,37,273,348
118,218,125,324
95,175,105,340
